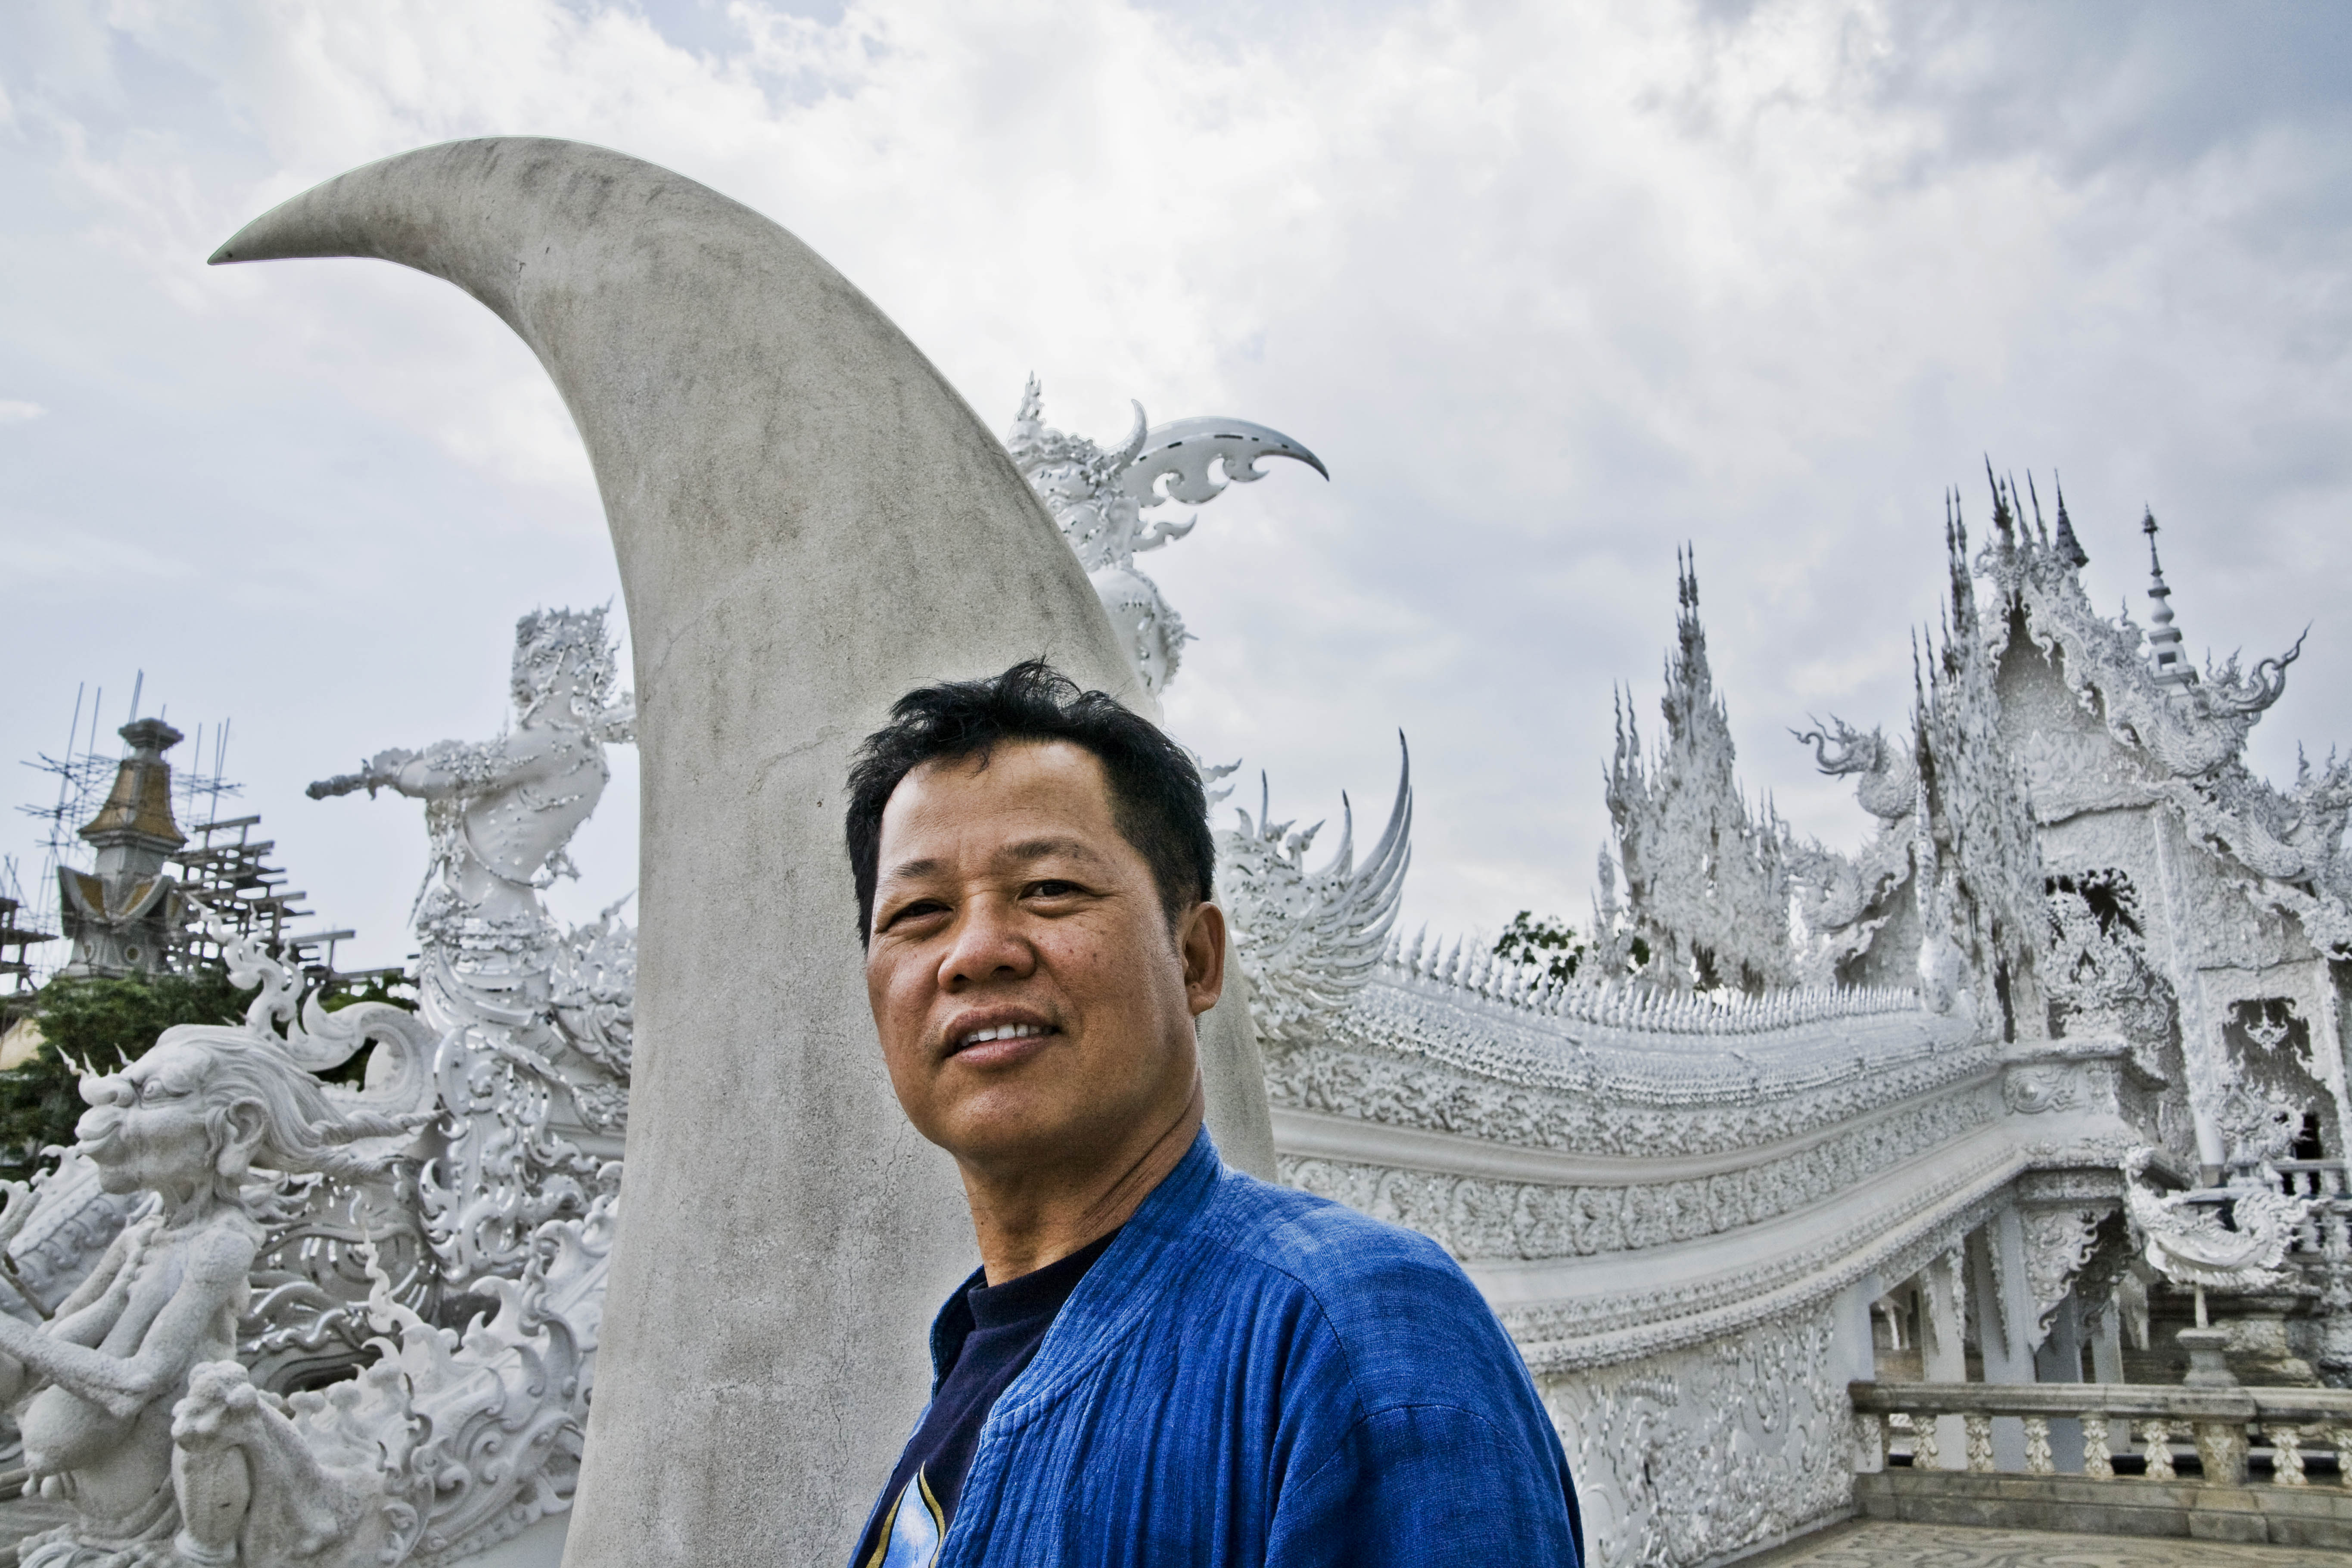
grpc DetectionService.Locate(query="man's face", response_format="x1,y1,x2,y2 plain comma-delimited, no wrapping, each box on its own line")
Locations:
864,740,1222,1177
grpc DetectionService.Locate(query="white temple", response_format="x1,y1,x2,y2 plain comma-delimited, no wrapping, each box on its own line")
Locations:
11,277,2352,1566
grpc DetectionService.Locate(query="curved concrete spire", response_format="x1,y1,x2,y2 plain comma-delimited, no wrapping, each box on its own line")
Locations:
214,138,1270,1565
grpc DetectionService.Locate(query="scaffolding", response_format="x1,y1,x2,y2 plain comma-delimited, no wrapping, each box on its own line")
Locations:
170,815,347,979
0,859,52,1001
16,675,239,989
12,675,398,999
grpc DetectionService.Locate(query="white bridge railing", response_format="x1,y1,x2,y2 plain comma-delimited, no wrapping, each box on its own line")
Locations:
2270,1160,2352,1265
1381,933,1918,1036
1851,1381,2352,1487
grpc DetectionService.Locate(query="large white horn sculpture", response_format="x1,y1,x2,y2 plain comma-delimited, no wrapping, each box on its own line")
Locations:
213,137,1272,1567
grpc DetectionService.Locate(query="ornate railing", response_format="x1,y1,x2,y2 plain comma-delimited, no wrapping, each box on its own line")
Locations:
1379,933,1919,1036
1851,1381,2352,1486
2272,1161,2352,1265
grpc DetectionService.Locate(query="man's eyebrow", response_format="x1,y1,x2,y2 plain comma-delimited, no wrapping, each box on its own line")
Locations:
877,855,947,886
994,837,1108,869
876,838,1108,888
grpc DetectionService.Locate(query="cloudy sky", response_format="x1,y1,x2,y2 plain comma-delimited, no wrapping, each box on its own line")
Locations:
4,0,2349,974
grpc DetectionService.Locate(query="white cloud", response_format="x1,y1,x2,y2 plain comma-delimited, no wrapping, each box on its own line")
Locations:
0,401,45,423
2,0,2349,965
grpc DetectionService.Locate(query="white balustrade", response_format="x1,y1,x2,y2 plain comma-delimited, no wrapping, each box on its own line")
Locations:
1851,1381,2352,1488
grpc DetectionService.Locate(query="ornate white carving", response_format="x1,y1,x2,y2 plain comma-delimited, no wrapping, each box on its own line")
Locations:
0,612,642,1567
1276,967,1965,1161
0,931,605,1568
312,609,633,1291
2019,1206,2104,1344
1278,1087,1994,1263
2041,869,2176,1078
1540,1310,1849,1568
1005,378,1325,694
1220,750,1411,1049
1606,554,1795,993
1494,1145,2022,1373
2123,1148,2314,1293
2212,1077,2303,1173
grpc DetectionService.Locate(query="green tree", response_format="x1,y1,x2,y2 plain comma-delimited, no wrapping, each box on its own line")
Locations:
0,970,259,1181
1494,911,1587,983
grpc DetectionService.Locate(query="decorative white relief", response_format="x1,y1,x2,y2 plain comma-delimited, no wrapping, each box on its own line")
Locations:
1494,1149,2021,1374
1278,968,1970,1162
1278,1086,1995,1263
1541,1309,1849,1568
2015,727,2153,822
0,932,606,1568
2211,1077,2304,1174
2019,1206,2105,1345
1219,752,1412,1049
2002,1068,2079,1116
2041,869,2176,1079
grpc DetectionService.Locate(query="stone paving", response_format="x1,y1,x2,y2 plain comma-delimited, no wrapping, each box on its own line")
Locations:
1748,1520,2352,1567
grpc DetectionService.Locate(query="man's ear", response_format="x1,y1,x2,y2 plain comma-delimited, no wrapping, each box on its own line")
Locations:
1180,902,1227,1018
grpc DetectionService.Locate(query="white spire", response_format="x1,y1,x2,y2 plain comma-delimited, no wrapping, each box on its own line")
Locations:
2142,509,2193,690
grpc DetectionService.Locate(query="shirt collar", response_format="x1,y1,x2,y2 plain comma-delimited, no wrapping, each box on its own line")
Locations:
926,1126,1226,1387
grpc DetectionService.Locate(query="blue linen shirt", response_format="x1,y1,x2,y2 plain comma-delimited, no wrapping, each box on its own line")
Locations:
854,1129,1584,1565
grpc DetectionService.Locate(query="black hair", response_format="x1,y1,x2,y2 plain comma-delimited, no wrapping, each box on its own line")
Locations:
845,660,1215,944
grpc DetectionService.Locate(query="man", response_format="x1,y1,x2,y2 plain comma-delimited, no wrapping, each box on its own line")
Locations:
846,660,1582,1566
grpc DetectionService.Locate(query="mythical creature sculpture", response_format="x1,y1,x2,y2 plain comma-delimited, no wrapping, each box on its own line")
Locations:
1217,743,1413,1048
310,608,633,1281
0,932,607,1568
0,934,433,1566
2122,1148,2314,1297
1794,717,1917,825
1006,378,1326,694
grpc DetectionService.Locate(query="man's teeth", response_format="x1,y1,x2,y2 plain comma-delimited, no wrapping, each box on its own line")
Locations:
961,1023,1048,1047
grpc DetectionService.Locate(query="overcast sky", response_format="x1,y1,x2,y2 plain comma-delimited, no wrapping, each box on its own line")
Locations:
4,0,2349,974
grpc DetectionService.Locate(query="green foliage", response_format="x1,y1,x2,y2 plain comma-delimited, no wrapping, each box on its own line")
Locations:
0,970,257,1181
316,970,419,1014
1495,910,1586,983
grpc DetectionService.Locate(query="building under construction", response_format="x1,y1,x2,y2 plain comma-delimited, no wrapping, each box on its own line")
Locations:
13,692,387,997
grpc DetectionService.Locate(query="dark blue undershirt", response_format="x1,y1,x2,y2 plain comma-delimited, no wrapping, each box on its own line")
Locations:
856,1229,1121,1566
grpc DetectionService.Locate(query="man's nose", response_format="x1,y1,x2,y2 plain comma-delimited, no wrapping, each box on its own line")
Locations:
938,899,1036,988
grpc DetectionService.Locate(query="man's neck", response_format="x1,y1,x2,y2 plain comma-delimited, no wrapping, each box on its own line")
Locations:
960,1084,1204,1285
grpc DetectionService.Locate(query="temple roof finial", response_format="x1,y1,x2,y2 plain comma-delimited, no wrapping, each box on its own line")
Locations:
2051,473,2088,569
2142,508,2193,689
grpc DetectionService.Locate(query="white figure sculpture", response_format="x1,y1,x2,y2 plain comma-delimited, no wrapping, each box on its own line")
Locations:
0,940,432,1567
309,607,635,1039
0,930,607,1568
1006,378,1326,695
310,608,634,1282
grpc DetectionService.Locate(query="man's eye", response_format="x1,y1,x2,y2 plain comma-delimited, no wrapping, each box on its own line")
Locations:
884,899,950,929
1027,880,1083,899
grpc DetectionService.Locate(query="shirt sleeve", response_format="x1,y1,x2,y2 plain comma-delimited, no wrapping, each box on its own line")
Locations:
1266,1401,1584,1568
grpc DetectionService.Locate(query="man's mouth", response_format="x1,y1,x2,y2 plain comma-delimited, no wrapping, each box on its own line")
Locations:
945,1020,1059,1061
